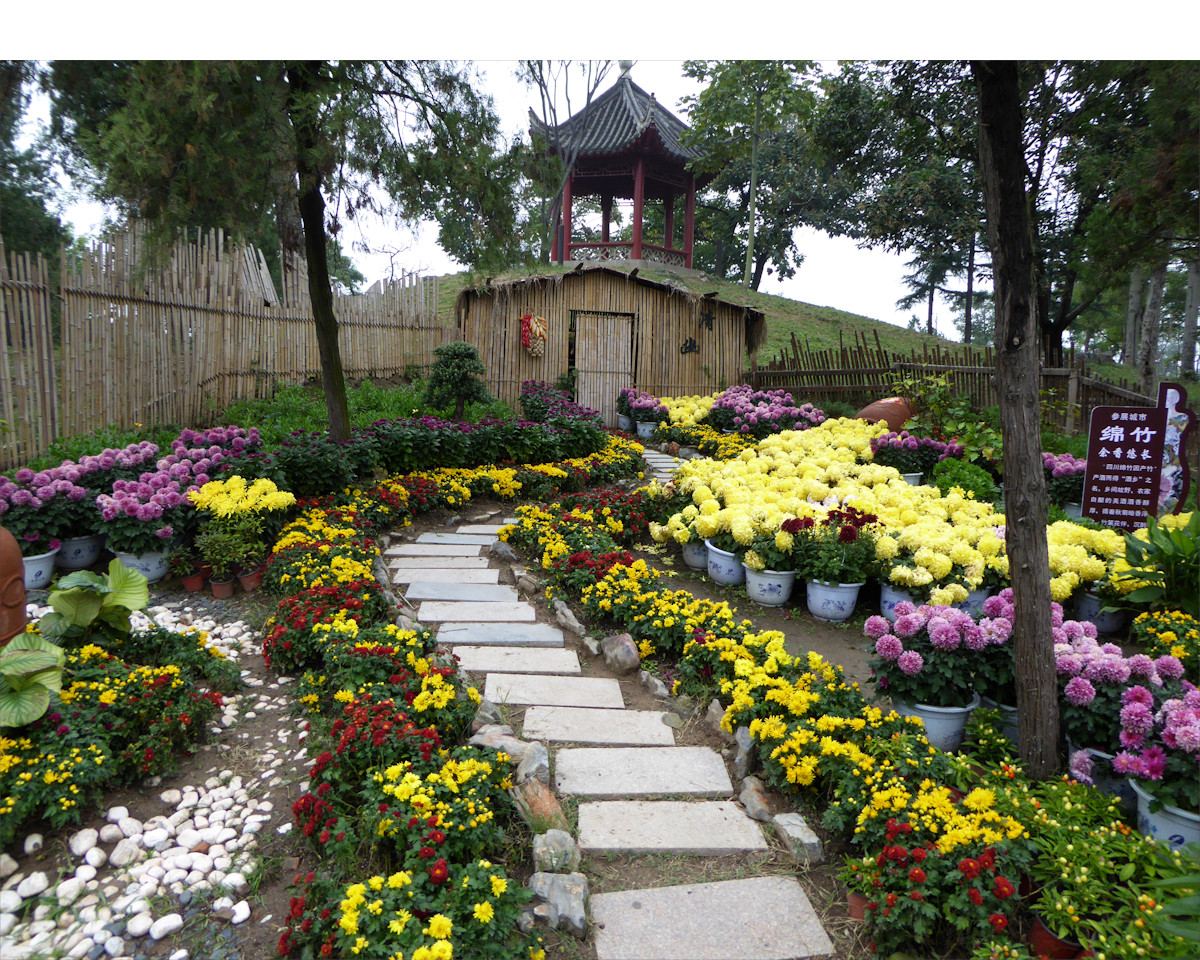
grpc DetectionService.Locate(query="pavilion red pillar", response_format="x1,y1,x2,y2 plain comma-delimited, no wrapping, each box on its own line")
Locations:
561,173,574,262
631,157,645,260
601,194,612,243
684,175,696,269
663,191,675,251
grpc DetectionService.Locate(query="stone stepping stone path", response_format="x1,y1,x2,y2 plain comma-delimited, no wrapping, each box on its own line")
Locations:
418,600,535,622
555,746,733,798
521,706,675,746
640,451,684,483
590,876,834,960
404,582,517,602
485,673,624,709
388,543,486,557
412,516,834,959
578,800,769,855
390,567,499,584
452,646,581,677
436,622,565,647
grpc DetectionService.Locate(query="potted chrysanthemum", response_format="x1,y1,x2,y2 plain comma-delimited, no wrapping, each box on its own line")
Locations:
793,506,879,622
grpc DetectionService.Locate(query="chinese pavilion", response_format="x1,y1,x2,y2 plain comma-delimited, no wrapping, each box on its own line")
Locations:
530,63,712,269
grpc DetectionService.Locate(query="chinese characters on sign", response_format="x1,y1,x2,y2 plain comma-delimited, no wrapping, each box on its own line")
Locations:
1082,406,1167,530
679,336,699,355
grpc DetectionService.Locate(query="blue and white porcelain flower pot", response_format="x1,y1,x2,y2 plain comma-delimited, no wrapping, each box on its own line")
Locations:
743,566,796,607
704,540,744,586
806,580,864,623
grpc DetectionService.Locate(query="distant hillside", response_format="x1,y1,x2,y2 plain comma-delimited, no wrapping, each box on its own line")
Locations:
432,262,966,366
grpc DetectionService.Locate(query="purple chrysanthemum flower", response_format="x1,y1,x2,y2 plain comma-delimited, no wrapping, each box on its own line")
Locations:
893,600,918,619
1155,656,1185,681
1120,728,1146,750
1141,746,1167,779
1064,676,1096,706
963,625,988,652
875,635,904,662
893,614,923,639
898,651,924,676
864,616,890,639
1122,685,1154,707
929,622,961,652
1067,750,1095,785
1056,653,1084,676
1126,654,1156,679
1120,702,1154,736
1111,751,1141,775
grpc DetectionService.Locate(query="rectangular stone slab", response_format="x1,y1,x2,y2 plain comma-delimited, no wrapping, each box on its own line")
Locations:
389,556,489,569
451,646,580,676
435,622,564,648
578,801,767,855
390,568,499,585
521,706,675,746
456,524,505,534
404,582,517,602
485,674,624,709
554,747,732,798
416,533,497,545
417,601,534,623
388,544,485,557
590,876,834,960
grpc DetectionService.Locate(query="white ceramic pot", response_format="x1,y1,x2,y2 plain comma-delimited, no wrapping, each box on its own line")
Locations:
681,539,708,570
1066,741,1135,815
893,692,980,752
23,547,60,589
806,580,864,623
743,566,796,607
704,540,744,586
956,588,992,621
902,472,923,486
1074,590,1131,636
55,534,106,570
879,582,915,621
617,413,634,432
635,420,657,439
978,695,1019,745
1129,779,1200,850
112,549,168,584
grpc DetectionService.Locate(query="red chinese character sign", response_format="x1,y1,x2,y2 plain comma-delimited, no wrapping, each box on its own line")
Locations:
1081,381,1195,530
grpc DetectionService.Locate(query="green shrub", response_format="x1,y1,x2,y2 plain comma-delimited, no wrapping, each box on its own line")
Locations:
930,457,999,502
424,341,492,419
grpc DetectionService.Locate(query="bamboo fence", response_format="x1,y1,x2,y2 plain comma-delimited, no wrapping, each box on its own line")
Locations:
1,229,445,470
748,330,1157,433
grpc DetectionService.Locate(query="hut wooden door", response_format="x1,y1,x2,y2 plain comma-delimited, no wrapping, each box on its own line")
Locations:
573,310,633,428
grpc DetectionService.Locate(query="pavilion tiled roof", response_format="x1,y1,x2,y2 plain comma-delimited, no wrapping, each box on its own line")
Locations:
528,74,705,165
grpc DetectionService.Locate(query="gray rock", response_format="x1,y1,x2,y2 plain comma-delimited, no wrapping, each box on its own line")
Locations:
126,911,154,938
552,599,585,637
517,575,541,595
149,913,184,939
515,742,551,785
470,699,504,732
0,889,21,912
528,871,588,938
0,853,16,879
470,510,500,522
98,825,123,845
105,806,128,823
230,900,251,924
118,817,143,838
56,876,85,905
17,871,49,898
108,839,142,869
669,693,696,719
581,635,602,657
532,901,559,930
639,670,670,699
773,812,824,866
69,828,98,858
159,789,182,806
104,934,125,956
662,713,684,729
734,725,758,779
739,776,773,822
533,830,581,872
601,633,640,675
23,833,43,855
706,698,735,743
444,514,462,527
395,614,418,633
489,541,519,562
517,908,535,934
0,913,15,937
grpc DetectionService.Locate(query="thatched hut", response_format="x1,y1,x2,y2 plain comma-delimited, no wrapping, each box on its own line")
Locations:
454,264,766,426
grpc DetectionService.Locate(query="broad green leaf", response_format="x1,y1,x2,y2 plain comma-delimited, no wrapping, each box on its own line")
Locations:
1117,862,1136,882
27,666,63,695
0,649,62,679
105,559,149,612
1126,585,1165,604
7,633,67,662
35,611,70,640
1154,918,1200,942
53,570,110,593
0,686,50,727
97,607,132,634
49,588,104,627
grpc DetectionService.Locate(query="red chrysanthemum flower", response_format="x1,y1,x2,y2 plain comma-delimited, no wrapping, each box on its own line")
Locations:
969,888,983,906
959,858,981,880
989,913,1008,932
908,868,926,884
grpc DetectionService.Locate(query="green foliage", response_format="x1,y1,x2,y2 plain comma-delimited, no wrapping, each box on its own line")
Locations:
1118,512,1200,617
107,625,242,693
195,515,261,581
37,559,150,649
0,633,66,728
931,457,998,502
424,341,492,420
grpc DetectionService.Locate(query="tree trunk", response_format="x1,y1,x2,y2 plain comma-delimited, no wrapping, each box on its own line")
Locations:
1181,261,1198,377
285,61,351,443
742,92,760,287
926,283,935,336
964,233,975,346
973,59,1059,780
1138,263,1167,396
1125,266,1144,366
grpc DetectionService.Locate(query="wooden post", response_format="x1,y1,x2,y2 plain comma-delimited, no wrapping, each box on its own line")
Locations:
684,175,696,269
601,194,612,243
632,157,645,261
562,173,574,262
1065,365,1080,433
